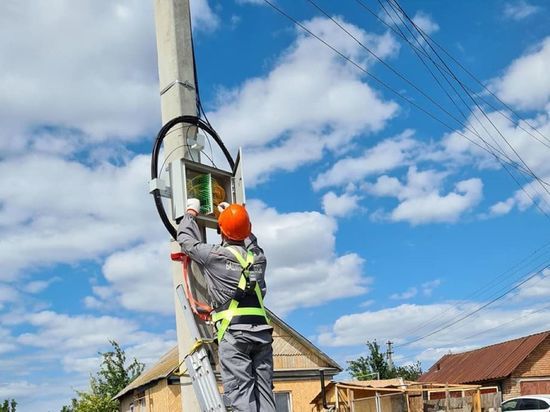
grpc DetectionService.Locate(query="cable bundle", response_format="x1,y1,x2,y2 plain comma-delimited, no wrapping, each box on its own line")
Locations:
187,174,226,216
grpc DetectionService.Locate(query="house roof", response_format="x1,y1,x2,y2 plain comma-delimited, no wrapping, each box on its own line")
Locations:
115,309,342,400
419,330,550,384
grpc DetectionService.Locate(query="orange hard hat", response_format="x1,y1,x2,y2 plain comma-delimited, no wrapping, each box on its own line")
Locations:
218,204,252,241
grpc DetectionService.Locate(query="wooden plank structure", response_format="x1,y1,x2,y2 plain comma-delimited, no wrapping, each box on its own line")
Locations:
310,380,486,412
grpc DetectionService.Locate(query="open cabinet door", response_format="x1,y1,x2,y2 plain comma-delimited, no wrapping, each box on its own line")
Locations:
169,158,187,221
232,147,246,205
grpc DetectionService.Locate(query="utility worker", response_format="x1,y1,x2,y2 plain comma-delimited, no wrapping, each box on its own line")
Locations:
177,198,276,412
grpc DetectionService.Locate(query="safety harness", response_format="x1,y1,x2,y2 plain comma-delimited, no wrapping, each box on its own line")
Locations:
211,246,269,343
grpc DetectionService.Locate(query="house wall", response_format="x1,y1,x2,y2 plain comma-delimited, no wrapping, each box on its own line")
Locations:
273,379,324,412
502,335,550,399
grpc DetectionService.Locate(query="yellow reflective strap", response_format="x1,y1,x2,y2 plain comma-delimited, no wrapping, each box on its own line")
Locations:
213,246,269,342
212,307,266,321
214,298,239,342
225,247,254,272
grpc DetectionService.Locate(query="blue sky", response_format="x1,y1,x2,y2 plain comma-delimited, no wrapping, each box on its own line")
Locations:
1,0,550,410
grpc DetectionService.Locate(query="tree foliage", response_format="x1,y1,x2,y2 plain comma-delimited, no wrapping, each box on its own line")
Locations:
347,340,423,381
0,399,17,412
60,340,144,412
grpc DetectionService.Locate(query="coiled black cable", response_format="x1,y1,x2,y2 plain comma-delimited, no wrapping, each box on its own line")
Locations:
150,115,235,239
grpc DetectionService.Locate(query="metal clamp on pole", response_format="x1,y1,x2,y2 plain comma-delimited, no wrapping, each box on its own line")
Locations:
160,79,196,96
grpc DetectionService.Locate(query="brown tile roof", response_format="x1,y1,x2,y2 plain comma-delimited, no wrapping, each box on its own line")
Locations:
419,330,550,384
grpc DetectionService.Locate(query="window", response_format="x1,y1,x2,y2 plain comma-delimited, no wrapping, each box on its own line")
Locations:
518,398,546,410
502,400,519,411
274,392,292,412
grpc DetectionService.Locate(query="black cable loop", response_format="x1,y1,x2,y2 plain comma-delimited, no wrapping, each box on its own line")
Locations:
151,115,235,239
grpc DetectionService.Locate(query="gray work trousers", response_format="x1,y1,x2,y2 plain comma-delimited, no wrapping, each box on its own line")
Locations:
219,329,276,412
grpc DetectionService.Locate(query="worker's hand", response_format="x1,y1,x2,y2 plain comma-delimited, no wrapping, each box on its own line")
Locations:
217,202,230,213
186,198,200,216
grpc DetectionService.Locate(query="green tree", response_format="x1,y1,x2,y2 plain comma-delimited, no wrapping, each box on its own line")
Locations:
394,361,423,381
0,399,17,412
347,340,422,381
61,341,145,412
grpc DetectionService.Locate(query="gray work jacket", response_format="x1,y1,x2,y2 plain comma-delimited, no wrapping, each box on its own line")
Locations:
177,213,272,332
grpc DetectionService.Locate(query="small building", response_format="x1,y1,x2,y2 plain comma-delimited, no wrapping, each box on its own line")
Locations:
114,311,341,411
419,330,550,399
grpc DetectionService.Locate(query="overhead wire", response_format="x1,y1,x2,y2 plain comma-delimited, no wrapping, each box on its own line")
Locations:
301,0,550,219
387,0,550,203
397,240,550,338
380,0,550,217
396,262,550,348
351,0,550,149
305,0,541,176
461,303,550,343
261,0,542,183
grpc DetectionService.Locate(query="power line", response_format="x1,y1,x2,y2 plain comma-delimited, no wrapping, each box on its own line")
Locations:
461,303,550,342
351,0,550,148
262,0,542,184
396,263,550,348
306,0,525,172
397,240,550,338
302,0,550,218
387,0,550,202
381,0,550,217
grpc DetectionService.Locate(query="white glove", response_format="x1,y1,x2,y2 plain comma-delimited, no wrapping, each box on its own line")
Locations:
217,202,230,213
187,198,200,215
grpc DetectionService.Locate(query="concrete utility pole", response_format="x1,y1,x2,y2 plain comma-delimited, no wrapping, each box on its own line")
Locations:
152,1,200,410
386,340,394,370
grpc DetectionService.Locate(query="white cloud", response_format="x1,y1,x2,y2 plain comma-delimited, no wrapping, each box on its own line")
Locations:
322,191,361,217
391,177,483,224
491,36,550,110
0,327,17,355
0,0,219,155
0,153,163,280
247,200,371,315
412,11,439,35
390,279,441,300
22,277,61,294
318,269,550,367
313,130,418,190
210,17,399,185
365,167,483,225
513,268,550,299
97,241,173,314
317,300,550,353
0,284,20,309
391,287,418,300
422,279,442,296
503,1,542,20
440,108,550,217
191,0,220,31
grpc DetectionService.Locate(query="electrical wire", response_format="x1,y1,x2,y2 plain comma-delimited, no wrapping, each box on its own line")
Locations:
380,0,550,218
461,303,550,343
352,0,550,149
396,263,550,348
305,0,528,172
387,0,550,202
262,0,541,182
397,240,550,338
301,0,550,219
